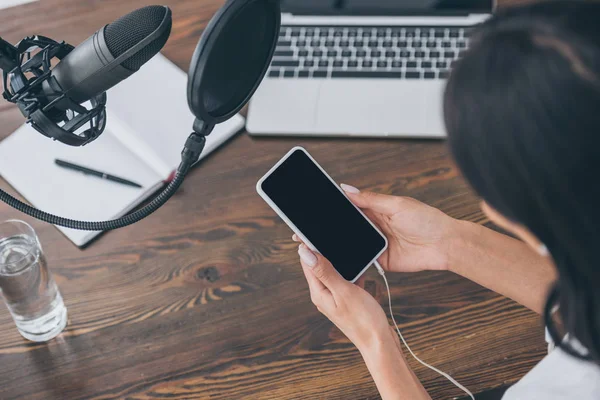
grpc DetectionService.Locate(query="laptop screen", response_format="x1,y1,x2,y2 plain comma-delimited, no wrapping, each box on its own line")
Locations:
282,0,494,15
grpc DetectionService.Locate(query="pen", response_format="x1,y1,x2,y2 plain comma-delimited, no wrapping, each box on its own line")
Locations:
54,159,143,189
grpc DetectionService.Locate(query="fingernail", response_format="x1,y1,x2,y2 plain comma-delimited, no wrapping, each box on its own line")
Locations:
341,183,360,194
292,234,299,242
538,244,549,257
298,244,317,267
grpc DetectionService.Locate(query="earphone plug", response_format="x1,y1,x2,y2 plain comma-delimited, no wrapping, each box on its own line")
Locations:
374,260,385,276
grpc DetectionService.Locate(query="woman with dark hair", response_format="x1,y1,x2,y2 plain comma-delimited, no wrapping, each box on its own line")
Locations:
292,1,600,398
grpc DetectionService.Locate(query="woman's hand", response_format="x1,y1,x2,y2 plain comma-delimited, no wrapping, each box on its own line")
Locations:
340,184,459,273
297,244,393,351
296,244,433,400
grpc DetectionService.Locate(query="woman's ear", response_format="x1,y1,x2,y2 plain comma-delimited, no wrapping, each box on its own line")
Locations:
481,201,548,256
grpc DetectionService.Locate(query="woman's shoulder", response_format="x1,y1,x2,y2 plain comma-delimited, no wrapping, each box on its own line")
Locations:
503,347,600,399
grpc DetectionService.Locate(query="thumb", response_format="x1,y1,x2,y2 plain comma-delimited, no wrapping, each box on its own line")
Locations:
340,184,399,215
298,245,346,289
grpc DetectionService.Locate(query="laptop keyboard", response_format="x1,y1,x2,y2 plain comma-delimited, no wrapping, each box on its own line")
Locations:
268,25,471,80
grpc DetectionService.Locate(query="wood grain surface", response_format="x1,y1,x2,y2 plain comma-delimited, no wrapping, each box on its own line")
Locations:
0,1,547,399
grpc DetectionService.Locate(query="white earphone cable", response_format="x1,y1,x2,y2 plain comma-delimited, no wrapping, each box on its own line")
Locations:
373,260,475,400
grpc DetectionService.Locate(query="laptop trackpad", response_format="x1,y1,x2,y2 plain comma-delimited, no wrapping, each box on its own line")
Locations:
315,80,427,135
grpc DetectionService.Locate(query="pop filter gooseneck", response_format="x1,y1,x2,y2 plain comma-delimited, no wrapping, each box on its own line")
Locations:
0,0,281,231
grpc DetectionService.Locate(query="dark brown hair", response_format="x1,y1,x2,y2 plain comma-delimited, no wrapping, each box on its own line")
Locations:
445,0,600,363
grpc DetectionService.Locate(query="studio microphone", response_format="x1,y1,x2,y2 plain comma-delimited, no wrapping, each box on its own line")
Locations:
0,0,280,232
44,6,172,107
1,5,172,146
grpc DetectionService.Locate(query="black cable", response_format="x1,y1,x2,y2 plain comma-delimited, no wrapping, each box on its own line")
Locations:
0,132,205,231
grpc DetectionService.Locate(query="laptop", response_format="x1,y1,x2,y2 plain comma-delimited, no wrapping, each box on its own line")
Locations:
247,0,494,138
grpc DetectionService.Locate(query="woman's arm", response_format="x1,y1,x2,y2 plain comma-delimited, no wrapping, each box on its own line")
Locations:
361,331,431,400
449,220,556,314
342,187,557,314
295,244,431,400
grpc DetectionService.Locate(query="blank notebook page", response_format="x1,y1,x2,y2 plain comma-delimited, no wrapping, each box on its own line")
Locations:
0,124,163,246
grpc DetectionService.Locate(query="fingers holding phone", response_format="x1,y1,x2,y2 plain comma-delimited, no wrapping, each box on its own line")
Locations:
256,147,396,349
257,147,388,283
341,185,458,273
296,243,391,351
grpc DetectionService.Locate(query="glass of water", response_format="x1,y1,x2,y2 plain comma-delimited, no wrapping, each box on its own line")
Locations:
0,220,67,342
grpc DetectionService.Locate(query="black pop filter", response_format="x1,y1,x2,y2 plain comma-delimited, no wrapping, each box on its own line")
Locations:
187,0,280,134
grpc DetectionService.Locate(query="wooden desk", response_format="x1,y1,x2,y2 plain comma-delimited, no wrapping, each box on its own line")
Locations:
0,1,546,399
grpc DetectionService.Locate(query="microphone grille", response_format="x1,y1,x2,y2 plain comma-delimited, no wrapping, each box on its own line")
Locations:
104,5,172,71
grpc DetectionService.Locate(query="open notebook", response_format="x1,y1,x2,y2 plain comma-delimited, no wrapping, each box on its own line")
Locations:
0,54,245,247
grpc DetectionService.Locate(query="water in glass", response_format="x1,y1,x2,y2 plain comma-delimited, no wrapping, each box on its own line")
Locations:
0,223,67,342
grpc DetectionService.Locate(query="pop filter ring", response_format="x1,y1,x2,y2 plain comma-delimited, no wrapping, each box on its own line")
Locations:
187,0,281,127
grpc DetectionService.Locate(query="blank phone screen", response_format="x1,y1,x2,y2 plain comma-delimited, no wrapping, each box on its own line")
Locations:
261,149,386,281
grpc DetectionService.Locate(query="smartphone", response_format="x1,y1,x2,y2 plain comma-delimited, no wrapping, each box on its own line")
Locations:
256,147,388,282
